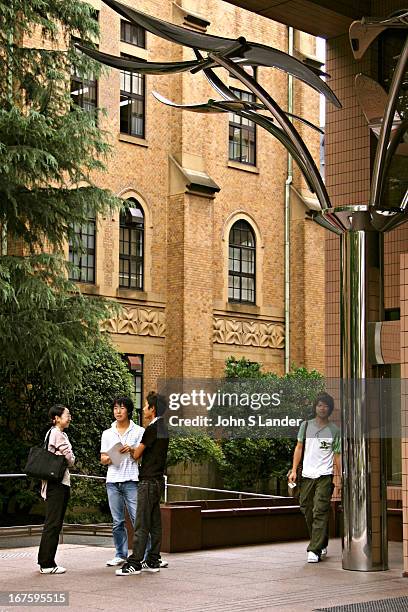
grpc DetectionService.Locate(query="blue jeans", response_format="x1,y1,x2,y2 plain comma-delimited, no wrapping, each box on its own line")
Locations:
106,481,138,559
106,481,151,560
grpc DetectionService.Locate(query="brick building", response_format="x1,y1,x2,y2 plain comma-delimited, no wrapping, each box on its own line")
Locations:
69,0,325,409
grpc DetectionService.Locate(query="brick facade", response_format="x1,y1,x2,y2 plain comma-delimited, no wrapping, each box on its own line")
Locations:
62,1,325,393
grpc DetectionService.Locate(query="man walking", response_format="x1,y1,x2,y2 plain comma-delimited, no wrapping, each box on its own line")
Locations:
116,392,169,575
288,392,341,563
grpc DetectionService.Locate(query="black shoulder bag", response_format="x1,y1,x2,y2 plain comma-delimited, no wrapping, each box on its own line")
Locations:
24,429,67,482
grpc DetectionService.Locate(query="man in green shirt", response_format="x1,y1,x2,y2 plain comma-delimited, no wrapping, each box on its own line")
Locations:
288,392,341,563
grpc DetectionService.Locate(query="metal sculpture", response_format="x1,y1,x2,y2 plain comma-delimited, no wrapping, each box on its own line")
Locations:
79,0,408,571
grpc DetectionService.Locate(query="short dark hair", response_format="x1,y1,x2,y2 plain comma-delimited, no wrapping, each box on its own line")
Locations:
112,396,134,420
49,404,68,425
313,392,334,416
146,391,167,417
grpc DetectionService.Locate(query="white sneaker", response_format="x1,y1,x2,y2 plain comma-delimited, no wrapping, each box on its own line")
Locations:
40,566,66,574
320,548,327,558
106,557,126,566
307,551,319,563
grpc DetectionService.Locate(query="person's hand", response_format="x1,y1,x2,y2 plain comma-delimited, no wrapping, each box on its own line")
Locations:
288,469,297,484
100,453,111,466
120,445,132,454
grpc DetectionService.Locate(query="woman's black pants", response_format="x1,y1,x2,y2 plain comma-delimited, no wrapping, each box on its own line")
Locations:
38,482,70,569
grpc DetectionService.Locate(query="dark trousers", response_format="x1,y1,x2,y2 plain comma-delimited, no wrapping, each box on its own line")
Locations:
299,475,333,555
128,478,164,567
38,482,70,568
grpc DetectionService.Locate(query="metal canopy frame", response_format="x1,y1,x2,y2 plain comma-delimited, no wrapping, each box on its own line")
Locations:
79,0,408,572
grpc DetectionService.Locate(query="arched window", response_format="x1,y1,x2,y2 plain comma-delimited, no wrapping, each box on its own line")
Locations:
119,199,144,289
228,220,256,303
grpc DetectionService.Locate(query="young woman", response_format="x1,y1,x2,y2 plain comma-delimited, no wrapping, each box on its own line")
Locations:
37,405,75,574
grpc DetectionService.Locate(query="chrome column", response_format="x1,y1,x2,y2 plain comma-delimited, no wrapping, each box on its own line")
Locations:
338,209,388,571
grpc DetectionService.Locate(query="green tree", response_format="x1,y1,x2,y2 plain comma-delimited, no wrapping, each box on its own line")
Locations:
0,337,134,519
0,0,121,389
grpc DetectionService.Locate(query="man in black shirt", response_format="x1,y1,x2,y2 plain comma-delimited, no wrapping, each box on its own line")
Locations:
116,392,169,576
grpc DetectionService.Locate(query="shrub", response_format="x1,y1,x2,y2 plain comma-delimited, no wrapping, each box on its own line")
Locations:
220,357,324,493
167,434,224,469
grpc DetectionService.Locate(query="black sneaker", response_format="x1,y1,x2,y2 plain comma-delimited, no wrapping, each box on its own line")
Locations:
115,562,141,576
141,560,160,573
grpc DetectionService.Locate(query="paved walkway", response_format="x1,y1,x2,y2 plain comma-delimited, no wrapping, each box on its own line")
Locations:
0,539,407,611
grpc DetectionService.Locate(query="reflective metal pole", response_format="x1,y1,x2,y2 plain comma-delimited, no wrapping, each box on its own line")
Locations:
340,221,388,570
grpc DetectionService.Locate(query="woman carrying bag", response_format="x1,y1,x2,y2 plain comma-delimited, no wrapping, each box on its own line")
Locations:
37,405,75,574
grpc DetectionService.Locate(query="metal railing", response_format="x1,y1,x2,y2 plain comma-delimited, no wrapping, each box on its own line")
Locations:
164,482,284,503
0,473,284,539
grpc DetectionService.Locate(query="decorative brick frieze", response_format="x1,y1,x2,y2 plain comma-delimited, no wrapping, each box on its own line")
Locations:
213,317,285,349
103,306,165,337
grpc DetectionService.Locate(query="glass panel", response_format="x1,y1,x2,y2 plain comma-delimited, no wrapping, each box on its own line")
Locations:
132,74,142,96
130,99,143,137
120,96,130,134
130,236,137,256
242,258,250,274
229,88,256,164
121,20,145,47
135,376,142,393
124,71,131,93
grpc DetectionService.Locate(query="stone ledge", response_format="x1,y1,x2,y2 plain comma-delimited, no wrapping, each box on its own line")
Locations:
227,160,259,174
118,134,149,147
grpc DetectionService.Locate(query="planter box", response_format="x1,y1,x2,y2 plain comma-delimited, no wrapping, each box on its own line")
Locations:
160,497,309,552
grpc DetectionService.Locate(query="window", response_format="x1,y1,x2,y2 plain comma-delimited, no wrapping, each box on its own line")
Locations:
124,354,143,425
70,36,98,112
120,56,145,137
69,216,96,283
121,19,146,48
119,199,144,289
70,70,97,111
228,220,256,303
229,88,256,165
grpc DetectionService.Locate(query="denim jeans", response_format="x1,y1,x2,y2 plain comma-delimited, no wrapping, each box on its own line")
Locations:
106,481,138,559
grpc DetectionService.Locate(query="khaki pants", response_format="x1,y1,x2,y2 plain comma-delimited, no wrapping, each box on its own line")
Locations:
299,475,333,555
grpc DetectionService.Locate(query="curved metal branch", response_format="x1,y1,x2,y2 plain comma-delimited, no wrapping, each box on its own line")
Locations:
370,36,408,210
152,91,323,133
76,44,202,74
239,111,317,193
349,10,408,59
382,119,408,182
308,211,343,235
209,54,331,211
364,10,408,26
102,0,340,108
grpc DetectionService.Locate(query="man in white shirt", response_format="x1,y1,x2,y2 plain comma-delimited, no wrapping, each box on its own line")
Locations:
100,397,144,566
288,392,341,563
